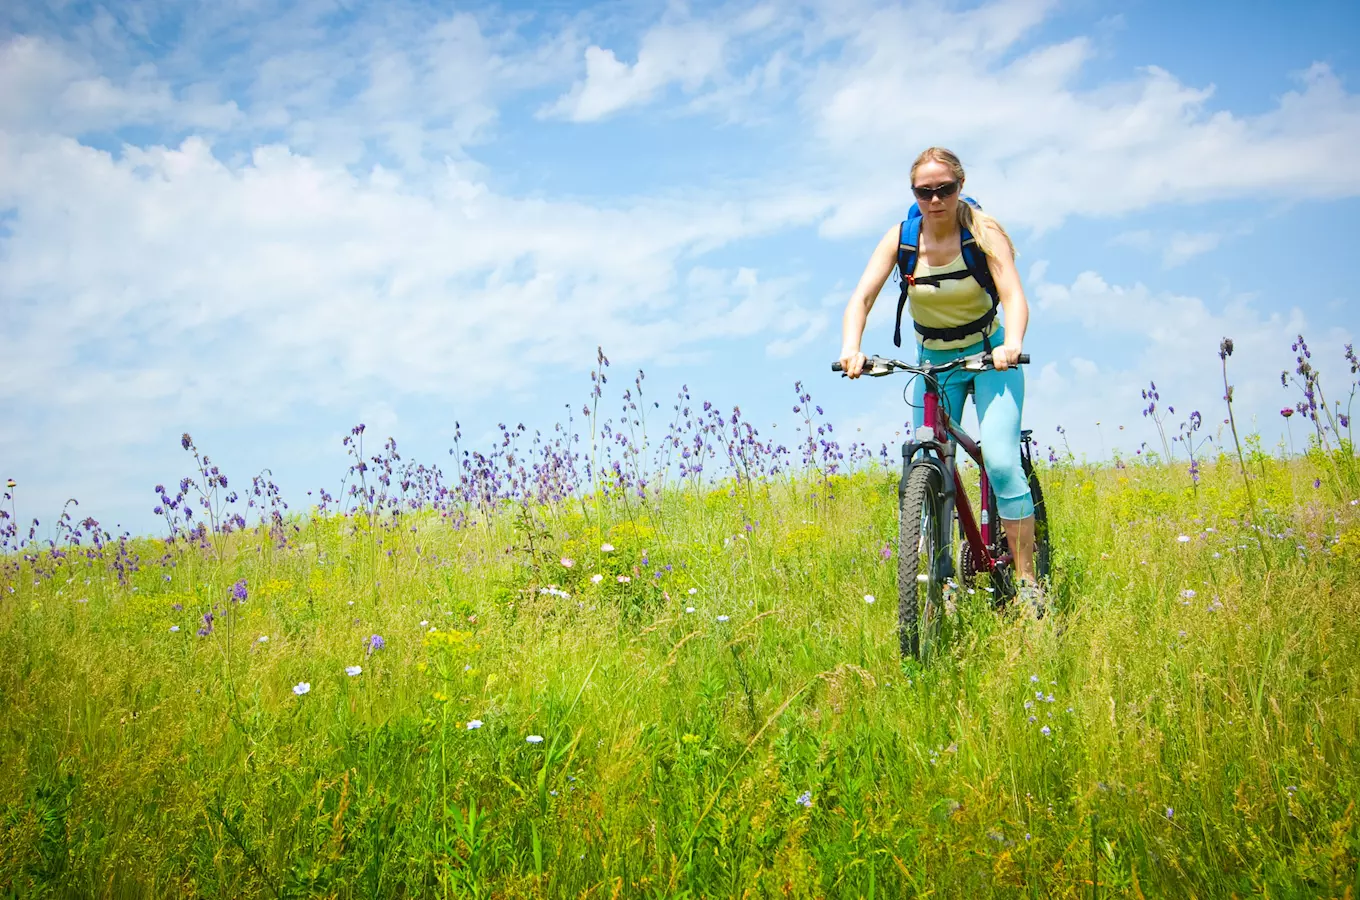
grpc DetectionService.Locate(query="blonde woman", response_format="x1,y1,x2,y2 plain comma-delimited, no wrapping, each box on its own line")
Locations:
838,147,1042,608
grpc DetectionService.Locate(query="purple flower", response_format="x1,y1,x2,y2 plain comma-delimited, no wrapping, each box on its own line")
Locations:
1280,408,1294,418
181,433,192,450
230,579,248,602
366,634,385,655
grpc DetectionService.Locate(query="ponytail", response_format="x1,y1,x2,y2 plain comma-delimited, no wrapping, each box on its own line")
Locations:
958,202,1017,262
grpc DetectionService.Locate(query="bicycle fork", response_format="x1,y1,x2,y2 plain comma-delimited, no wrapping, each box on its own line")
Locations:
899,437,958,583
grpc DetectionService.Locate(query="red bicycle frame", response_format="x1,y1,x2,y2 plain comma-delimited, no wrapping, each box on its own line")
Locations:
920,387,1007,574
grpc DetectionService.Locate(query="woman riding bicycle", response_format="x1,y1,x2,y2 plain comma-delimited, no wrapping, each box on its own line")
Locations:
838,146,1042,608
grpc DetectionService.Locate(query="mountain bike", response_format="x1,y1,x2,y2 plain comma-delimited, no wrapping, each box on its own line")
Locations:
833,353,1050,661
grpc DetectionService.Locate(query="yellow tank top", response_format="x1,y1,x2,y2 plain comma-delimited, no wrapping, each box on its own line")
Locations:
908,253,1000,351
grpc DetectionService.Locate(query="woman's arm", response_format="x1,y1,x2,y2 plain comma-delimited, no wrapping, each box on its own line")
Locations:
839,225,901,378
982,221,1029,371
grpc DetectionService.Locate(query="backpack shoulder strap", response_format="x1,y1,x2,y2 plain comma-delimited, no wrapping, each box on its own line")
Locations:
959,227,999,305
893,217,922,348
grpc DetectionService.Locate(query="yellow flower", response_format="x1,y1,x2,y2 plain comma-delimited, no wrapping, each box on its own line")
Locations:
682,733,700,744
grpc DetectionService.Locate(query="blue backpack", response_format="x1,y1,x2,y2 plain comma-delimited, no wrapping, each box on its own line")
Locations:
892,196,1000,347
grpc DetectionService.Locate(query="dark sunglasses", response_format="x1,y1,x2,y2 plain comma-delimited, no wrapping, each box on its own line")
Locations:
911,180,960,202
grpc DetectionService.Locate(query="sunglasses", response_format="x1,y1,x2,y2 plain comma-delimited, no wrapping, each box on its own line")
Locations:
911,180,960,202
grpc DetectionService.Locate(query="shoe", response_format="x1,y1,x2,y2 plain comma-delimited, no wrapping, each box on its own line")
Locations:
1016,580,1047,620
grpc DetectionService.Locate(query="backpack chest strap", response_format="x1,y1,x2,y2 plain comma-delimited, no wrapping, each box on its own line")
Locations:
909,269,976,287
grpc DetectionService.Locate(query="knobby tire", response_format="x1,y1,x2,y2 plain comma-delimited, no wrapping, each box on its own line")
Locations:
1027,459,1051,583
898,465,944,661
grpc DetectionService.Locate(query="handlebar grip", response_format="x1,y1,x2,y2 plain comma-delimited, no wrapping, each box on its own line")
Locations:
831,362,845,372
1017,353,1030,365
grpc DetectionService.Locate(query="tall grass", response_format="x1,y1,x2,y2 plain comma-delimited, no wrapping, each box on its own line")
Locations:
3,353,1360,897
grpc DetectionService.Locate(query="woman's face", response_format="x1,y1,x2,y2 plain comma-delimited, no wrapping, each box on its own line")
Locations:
912,159,962,221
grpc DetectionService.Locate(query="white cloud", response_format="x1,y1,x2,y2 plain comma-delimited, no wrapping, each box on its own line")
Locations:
1162,232,1224,267
547,25,728,121
1025,267,1353,461
542,4,794,122
0,124,831,525
796,2,1360,237
0,35,243,134
0,7,582,171
766,315,827,358
1112,229,1225,267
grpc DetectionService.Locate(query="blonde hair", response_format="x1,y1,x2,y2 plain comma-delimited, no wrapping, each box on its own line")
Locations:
910,147,1017,261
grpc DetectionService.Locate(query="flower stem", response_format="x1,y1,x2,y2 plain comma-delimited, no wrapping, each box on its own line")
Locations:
1221,352,1270,572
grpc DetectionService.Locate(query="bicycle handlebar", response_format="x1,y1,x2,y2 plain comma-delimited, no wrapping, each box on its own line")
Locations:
832,352,1029,375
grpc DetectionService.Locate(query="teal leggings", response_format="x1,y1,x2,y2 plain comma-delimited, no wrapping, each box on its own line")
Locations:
911,327,1035,520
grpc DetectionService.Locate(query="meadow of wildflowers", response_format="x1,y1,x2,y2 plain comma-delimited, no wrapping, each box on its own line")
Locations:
1,337,1359,897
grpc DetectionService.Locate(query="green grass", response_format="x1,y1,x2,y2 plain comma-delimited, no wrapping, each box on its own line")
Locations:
3,454,1360,898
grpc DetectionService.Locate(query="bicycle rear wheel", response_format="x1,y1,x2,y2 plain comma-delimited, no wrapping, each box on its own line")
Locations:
1027,458,1051,583
898,465,945,661
985,484,1014,607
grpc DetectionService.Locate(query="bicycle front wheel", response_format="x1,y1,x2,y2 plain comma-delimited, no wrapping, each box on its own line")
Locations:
898,465,946,661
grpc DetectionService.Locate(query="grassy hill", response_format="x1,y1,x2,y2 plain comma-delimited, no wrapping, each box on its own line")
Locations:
3,395,1360,897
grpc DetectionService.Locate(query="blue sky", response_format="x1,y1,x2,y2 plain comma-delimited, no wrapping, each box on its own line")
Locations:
1,0,1358,539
